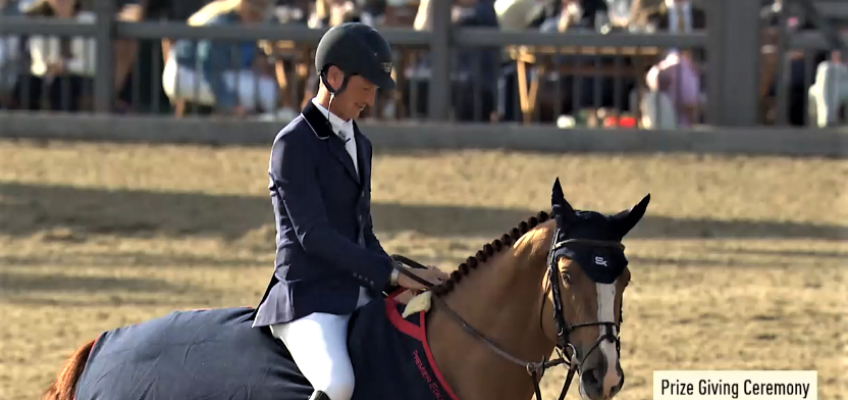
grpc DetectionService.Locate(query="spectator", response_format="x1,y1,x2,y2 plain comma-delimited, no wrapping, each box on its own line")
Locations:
0,0,22,108
451,0,500,121
759,0,827,126
412,0,500,122
310,0,374,28
809,49,848,127
14,0,97,112
120,0,210,114
526,0,607,30
497,0,632,123
493,0,537,30
641,49,701,128
634,0,705,32
631,0,705,128
162,0,280,117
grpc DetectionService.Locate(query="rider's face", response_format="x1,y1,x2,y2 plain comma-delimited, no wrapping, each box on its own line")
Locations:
324,67,378,120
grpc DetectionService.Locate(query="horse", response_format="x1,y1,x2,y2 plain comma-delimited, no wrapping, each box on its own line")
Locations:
42,178,649,400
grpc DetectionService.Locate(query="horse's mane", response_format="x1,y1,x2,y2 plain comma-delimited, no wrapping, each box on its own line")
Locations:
431,211,551,297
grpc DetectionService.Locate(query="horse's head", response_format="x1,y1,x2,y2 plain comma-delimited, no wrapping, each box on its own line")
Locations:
543,178,649,400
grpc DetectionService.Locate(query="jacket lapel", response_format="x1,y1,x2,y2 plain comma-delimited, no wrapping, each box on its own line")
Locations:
330,136,360,185
301,101,360,185
353,122,370,188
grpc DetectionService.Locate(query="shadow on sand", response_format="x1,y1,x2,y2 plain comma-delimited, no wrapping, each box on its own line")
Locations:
1,182,845,241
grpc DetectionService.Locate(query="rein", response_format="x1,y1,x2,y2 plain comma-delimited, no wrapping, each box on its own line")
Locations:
391,238,624,400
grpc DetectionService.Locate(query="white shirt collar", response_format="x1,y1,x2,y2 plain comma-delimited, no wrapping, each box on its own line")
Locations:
311,98,354,141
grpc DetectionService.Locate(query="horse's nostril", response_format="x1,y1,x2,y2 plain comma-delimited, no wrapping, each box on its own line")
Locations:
580,368,604,399
593,367,604,383
582,368,600,388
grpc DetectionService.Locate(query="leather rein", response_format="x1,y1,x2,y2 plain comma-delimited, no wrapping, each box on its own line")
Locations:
391,236,625,400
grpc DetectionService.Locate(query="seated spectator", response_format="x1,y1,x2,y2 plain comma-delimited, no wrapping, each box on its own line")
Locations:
526,0,607,30
497,0,635,123
119,0,210,114
809,49,848,127
632,0,704,128
163,0,280,117
493,0,537,30
634,0,705,32
309,0,374,28
451,0,500,121
641,50,701,128
0,0,22,108
13,0,97,112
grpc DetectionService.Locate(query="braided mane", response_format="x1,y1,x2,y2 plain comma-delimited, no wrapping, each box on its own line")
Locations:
431,211,551,297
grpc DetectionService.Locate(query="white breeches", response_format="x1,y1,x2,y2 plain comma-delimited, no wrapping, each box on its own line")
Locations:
269,288,372,400
162,54,278,112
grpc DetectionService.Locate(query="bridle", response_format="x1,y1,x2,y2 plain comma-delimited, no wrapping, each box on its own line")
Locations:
391,234,626,400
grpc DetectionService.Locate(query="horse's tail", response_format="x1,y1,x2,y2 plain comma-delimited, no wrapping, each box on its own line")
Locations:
42,339,95,400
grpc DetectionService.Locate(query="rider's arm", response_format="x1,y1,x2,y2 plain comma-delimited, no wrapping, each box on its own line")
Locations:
363,209,401,289
361,145,400,289
270,129,395,291
362,149,389,257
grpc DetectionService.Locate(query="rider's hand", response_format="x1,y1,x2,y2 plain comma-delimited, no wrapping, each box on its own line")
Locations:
396,266,449,291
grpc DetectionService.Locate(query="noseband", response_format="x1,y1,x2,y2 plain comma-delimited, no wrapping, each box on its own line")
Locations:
391,236,625,400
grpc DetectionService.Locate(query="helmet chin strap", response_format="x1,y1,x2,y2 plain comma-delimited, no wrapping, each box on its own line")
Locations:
319,70,352,132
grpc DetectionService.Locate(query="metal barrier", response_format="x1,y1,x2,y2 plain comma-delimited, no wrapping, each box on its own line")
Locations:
0,0,847,155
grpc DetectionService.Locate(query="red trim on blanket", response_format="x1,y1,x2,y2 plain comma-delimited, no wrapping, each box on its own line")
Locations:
385,295,424,341
418,310,461,400
385,297,461,400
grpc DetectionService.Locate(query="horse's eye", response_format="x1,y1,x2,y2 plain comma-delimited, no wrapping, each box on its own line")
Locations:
562,273,571,284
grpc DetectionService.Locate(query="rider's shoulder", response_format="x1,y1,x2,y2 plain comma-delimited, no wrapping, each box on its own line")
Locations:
272,116,325,148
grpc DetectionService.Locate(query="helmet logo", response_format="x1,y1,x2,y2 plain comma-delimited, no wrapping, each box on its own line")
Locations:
382,62,393,73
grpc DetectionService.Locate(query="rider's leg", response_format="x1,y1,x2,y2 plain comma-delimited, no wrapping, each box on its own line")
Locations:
270,313,355,400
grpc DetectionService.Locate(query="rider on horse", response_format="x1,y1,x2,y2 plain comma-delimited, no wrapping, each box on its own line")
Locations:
252,22,448,400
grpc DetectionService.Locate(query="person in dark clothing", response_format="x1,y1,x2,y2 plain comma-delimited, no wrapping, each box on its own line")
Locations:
121,0,211,115
452,0,500,121
408,0,500,122
252,23,447,400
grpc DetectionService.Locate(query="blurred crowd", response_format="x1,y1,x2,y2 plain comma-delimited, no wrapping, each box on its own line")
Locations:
0,0,846,127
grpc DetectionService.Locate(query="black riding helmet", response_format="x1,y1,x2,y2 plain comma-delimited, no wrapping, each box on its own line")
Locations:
314,22,396,94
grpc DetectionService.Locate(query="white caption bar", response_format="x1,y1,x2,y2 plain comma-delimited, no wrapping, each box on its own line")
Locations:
654,370,817,400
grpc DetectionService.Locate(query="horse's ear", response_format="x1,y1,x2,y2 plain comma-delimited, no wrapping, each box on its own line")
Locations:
551,177,574,216
612,194,650,237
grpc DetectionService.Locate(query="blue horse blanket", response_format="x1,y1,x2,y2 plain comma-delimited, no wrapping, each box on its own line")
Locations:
75,294,459,400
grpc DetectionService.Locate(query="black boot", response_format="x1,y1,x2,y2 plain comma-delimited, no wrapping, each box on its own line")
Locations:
308,390,331,400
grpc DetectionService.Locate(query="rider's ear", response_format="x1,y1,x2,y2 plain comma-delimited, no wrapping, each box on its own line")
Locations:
551,177,574,217
611,194,650,238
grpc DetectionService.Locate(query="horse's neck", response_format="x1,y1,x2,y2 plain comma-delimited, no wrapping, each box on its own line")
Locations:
426,226,556,400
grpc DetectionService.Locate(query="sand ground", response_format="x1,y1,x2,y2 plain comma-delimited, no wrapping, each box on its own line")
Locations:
0,139,845,400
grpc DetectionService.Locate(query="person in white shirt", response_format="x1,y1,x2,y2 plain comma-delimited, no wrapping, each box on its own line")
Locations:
15,0,96,111
810,48,848,127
